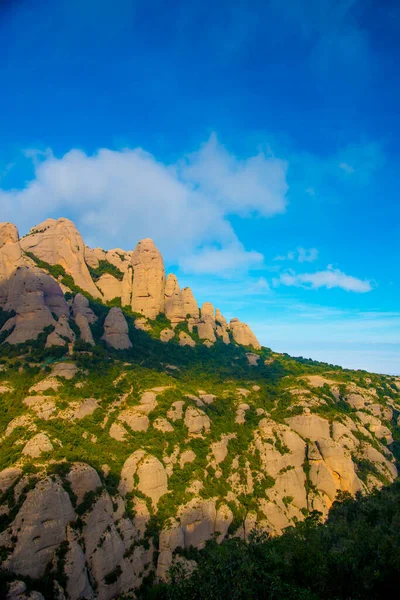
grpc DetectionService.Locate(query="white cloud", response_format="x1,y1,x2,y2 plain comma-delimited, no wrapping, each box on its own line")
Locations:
274,267,372,292
180,133,288,216
179,242,263,276
339,161,355,174
274,247,318,263
0,135,288,275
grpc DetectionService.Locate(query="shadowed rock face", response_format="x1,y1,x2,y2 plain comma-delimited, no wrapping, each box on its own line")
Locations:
102,307,132,349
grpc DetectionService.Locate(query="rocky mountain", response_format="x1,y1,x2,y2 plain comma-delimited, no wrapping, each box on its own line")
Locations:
0,218,260,351
0,218,399,600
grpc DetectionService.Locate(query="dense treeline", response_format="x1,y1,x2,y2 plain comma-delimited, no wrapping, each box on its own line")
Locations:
144,482,400,600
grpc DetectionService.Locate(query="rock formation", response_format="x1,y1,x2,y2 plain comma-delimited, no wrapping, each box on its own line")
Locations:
102,307,132,350
130,238,165,319
20,218,101,298
164,274,185,325
230,318,261,349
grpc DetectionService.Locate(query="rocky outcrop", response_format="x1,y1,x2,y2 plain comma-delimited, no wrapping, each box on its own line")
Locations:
0,223,24,307
96,273,122,302
102,307,132,350
72,293,96,345
119,450,168,506
230,318,260,349
20,218,100,298
22,433,53,457
181,287,199,318
164,274,185,325
130,238,165,319
46,314,75,348
3,267,68,344
0,478,75,579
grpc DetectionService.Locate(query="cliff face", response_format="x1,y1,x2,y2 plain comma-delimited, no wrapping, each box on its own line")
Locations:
0,218,398,600
0,218,260,350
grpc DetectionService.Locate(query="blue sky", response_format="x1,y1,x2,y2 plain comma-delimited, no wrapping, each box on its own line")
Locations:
0,0,399,374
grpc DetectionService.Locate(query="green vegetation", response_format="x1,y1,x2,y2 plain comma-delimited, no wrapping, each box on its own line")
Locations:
147,481,400,600
88,259,124,282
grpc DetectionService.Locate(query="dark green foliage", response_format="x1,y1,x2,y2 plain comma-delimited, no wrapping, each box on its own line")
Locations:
151,481,400,600
88,259,124,282
0,308,15,330
104,565,122,585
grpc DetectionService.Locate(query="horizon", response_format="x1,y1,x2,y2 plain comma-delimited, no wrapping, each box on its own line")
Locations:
1,0,399,374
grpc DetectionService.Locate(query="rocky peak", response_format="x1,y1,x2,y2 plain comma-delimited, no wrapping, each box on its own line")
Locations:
20,217,100,298
181,287,199,319
0,222,19,248
130,238,165,319
230,318,261,349
164,274,185,325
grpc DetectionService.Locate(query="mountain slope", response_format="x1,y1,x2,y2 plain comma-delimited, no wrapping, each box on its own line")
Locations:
0,218,399,600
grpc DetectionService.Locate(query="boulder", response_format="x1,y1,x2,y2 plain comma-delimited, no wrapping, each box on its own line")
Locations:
102,307,132,350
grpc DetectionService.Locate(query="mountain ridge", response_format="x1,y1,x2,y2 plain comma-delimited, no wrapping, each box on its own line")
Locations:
0,217,399,600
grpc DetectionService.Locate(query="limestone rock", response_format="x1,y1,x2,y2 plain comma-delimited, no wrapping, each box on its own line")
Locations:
20,218,100,298
201,302,215,319
22,433,53,457
184,406,211,435
153,417,174,432
0,467,22,494
179,331,196,347
66,463,102,504
130,238,165,319
196,319,216,343
0,222,24,307
121,267,133,307
96,273,122,302
75,313,95,346
46,314,75,348
102,307,132,350
118,409,149,432
4,267,68,344
109,422,128,441
73,398,99,420
160,328,175,342
84,246,106,268
52,362,78,379
179,450,196,468
230,318,260,349
119,450,168,506
167,401,185,421
181,287,199,318
23,395,56,420
1,478,75,579
164,274,185,325
72,293,97,323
